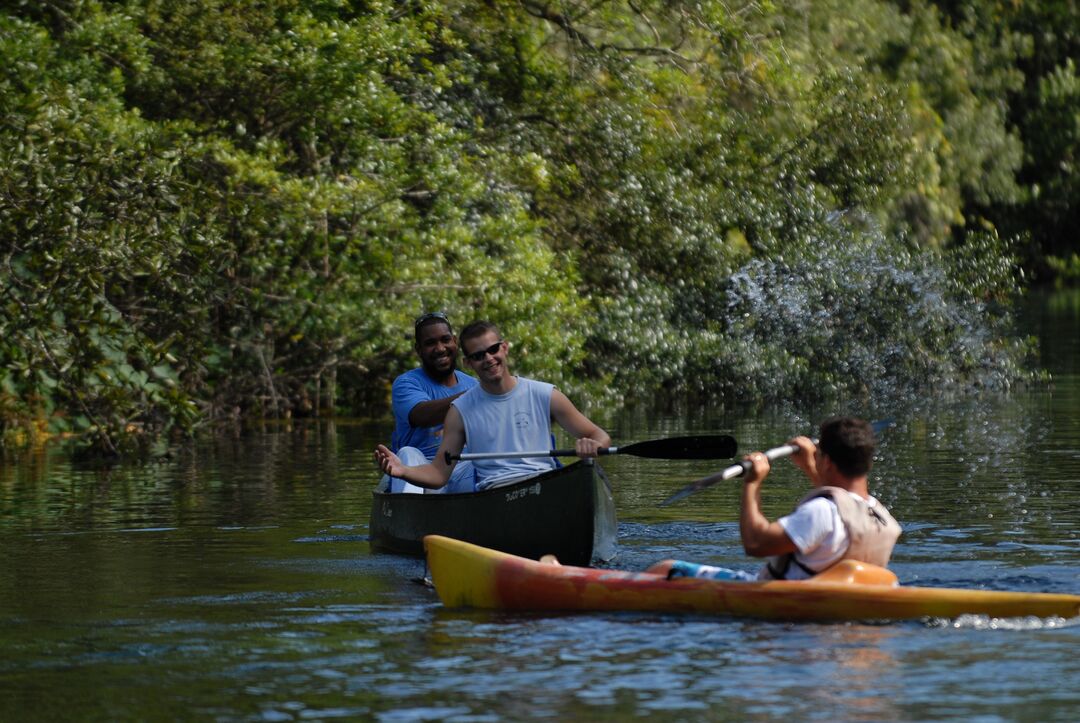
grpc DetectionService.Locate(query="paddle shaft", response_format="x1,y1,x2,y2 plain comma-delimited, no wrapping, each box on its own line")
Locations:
658,441,806,506
446,434,736,464
699,441,802,486
452,447,635,461
659,419,893,506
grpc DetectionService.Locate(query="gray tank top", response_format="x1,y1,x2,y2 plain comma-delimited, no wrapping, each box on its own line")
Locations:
452,377,556,489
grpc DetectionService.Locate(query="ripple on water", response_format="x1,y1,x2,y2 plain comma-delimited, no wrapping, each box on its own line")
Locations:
375,707,475,723
927,614,1080,631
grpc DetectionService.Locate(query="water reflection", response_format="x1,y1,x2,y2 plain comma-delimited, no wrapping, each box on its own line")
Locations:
782,625,903,721
403,613,913,720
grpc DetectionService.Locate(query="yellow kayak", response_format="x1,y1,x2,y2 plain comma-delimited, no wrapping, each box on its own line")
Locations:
424,535,1080,622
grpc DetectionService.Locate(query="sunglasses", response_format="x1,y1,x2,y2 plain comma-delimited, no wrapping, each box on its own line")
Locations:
414,311,449,330
464,340,503,362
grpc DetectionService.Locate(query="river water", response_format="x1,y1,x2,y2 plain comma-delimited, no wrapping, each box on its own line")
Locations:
2,291,1078,721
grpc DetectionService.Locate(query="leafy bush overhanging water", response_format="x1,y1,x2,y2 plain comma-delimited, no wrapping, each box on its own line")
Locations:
0,1,1054,454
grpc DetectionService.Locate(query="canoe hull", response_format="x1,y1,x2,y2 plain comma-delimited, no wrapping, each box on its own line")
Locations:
369,461,617,566
425,535,1080,622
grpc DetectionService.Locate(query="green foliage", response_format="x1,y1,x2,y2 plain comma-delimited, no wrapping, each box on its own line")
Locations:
915,0,1080,281
778,0,1025,246
1023,57,1080,259
0,0,1052,455
1,10,203,455
1046,253,1080,287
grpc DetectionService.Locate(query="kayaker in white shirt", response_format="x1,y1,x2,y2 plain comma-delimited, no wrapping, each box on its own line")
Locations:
741,416,902,580
666,416,901,582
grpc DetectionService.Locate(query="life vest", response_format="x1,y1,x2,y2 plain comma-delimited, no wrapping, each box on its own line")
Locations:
765,486,901,580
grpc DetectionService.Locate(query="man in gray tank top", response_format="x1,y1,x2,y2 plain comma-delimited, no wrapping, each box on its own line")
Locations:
374,320,611,492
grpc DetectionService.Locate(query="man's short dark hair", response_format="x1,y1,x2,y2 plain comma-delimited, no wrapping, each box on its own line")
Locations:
414,312,452,343
817,416,876,478
459,320,501,348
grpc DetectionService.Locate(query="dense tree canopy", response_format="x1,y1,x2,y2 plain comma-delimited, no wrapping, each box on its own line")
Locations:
2,0,1073,454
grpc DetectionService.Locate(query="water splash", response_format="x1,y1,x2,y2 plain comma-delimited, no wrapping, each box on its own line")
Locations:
714,225,1032,404
926,614,1080,631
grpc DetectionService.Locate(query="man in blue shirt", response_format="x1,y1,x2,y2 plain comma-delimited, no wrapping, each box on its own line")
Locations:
385,312,478,493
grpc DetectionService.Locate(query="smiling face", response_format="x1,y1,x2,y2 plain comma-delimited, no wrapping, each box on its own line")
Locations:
415,321,458,382
461,330,509,389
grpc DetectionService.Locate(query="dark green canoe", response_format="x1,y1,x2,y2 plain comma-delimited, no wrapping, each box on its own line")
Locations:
368,460,617,566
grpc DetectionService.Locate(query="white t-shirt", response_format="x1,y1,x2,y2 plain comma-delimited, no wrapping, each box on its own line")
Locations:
772,497,849,580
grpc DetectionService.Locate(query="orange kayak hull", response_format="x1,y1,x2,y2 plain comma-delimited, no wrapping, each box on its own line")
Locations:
424,534,1080,622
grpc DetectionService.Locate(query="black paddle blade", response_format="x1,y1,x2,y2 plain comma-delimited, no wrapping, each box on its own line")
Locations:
659,484,703,507
619,435,737,460
658,462,746,506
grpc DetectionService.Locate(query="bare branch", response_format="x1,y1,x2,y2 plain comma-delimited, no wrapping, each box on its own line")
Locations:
521,1,598,50
381,283,481,294
628,0,662,46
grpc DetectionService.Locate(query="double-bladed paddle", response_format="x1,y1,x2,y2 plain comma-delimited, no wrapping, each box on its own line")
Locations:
445,434,736,464
659,419,894,506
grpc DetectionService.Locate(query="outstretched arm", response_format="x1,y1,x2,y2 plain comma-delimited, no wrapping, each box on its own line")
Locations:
739,452,798,558
549,389,611,457
374,407,467,489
